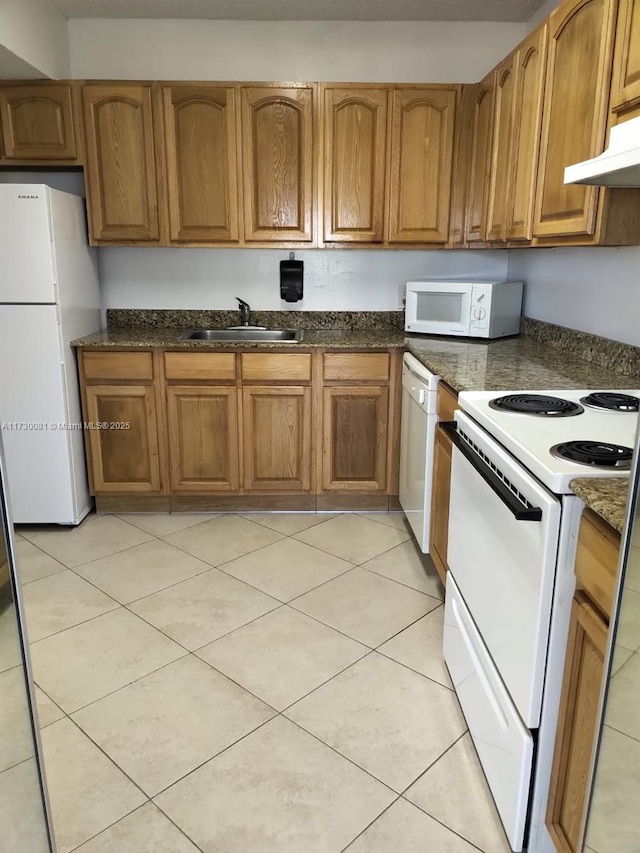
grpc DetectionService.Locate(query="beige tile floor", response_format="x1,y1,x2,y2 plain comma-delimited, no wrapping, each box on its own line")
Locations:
9,511,511,853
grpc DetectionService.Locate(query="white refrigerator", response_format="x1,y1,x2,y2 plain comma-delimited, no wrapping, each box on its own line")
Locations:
0,184,100,524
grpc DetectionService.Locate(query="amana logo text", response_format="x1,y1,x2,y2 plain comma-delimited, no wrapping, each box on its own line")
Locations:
18,194,39,199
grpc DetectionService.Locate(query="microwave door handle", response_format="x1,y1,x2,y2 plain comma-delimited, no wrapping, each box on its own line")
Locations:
440,422,543,522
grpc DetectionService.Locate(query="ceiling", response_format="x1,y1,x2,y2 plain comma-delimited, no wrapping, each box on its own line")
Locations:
46,0,549,22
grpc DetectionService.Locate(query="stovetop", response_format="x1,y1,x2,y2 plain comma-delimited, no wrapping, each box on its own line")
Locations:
457,389,640,494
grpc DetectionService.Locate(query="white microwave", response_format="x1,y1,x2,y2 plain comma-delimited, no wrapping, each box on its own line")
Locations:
404,279,524,339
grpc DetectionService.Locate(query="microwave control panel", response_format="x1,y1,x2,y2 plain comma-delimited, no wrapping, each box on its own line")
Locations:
470,284,491,330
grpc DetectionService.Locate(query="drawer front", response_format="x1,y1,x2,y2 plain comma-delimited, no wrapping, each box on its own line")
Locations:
83,351,153,382
324,353,390,381
164,352,236,381
437,382,458,421
575,509,620,620
444,575,533,852
241,353,311,382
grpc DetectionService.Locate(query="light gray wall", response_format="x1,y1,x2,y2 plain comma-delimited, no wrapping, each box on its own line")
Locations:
0,0,70,79
508,247,640,347
68,19,526,82
98,248,509,312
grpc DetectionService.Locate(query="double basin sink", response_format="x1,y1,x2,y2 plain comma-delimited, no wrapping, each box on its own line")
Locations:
178,326,304,343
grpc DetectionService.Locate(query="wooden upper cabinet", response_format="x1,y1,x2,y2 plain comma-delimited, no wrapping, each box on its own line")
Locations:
241,86,314,242
465,74,495,243
507,24,548,241
486,58,518,242
82,83,162,243
610,0,640,112
387,87,456,244
533,0,618,239
162,85,239,243
448,85,476,246
323,87,388,242
0,83,80,162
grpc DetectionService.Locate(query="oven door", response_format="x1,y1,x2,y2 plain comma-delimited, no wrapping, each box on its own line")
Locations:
445,411,561,727
405,283,472,336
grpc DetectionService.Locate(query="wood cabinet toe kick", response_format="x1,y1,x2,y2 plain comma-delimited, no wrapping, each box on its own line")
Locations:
77,347,402,511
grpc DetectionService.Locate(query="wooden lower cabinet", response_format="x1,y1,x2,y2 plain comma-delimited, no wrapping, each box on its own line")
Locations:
547,593,608,852
429,422,453,585
243,385,312,491
322,386,388,491
84,385,162,493
166,386,239,492
547,509,620,852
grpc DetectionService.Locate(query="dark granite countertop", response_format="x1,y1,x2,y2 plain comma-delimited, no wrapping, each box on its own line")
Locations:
72,327,406,349
405,334,640,392
569,478,630,534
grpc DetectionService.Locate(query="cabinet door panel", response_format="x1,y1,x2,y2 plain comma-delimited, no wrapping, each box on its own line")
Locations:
486,59,517,242
611,0,640,110
323,386,388,491
243,386,312,491
85,386,161,493
242,87,313,241
163,85,239,243
82,84,161,242
388,88,456,243
507,25,548,241
429,423,452,586
0,84,78,161
324,88,388,242
547,593,608,852
465,75,495,243
167,387,239,492
533,0,617,238
448,85,476,246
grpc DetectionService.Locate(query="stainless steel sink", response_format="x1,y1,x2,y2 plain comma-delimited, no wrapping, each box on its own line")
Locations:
178,328,304,342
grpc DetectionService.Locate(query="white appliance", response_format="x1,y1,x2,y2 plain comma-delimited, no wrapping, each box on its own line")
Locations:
404,279,523,339
564,114,640,187
399,353,439,550
0,184,100,525
443,389,640,853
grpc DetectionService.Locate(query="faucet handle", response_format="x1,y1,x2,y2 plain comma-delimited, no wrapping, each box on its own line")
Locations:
236,297,250,309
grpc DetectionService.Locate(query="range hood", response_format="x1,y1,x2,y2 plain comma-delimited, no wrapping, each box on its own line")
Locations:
564,115,640,187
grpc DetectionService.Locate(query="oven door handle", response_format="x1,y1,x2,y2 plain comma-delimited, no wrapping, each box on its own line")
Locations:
441,421,543,522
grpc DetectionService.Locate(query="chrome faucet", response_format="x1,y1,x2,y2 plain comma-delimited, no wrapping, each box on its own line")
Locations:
236,297,251,327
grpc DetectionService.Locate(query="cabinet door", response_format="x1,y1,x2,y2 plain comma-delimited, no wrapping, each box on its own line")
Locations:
82,83,162,242
448,85,476,246
322,386,388,491
507,25,548,241
0,84,79,161
163,85,239,243
611,0,640,111
241,87,313,242
429,423,452,586
533,0,618,238
84,386,162,493
387,87,456,243
547,593,608,853
486,57,518,242
243,386,312,491
166,386,239,492
465,74,495,243
323,88,388,242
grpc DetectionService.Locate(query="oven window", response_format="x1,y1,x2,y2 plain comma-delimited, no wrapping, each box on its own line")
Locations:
416,292,464,323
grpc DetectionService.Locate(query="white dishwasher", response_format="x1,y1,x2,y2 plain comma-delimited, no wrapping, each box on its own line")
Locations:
399,353,439,551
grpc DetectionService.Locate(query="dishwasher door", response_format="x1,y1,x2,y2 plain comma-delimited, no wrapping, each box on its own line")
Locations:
399,354,438,551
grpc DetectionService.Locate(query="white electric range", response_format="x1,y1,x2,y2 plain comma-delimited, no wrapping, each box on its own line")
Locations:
442,389,639,853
